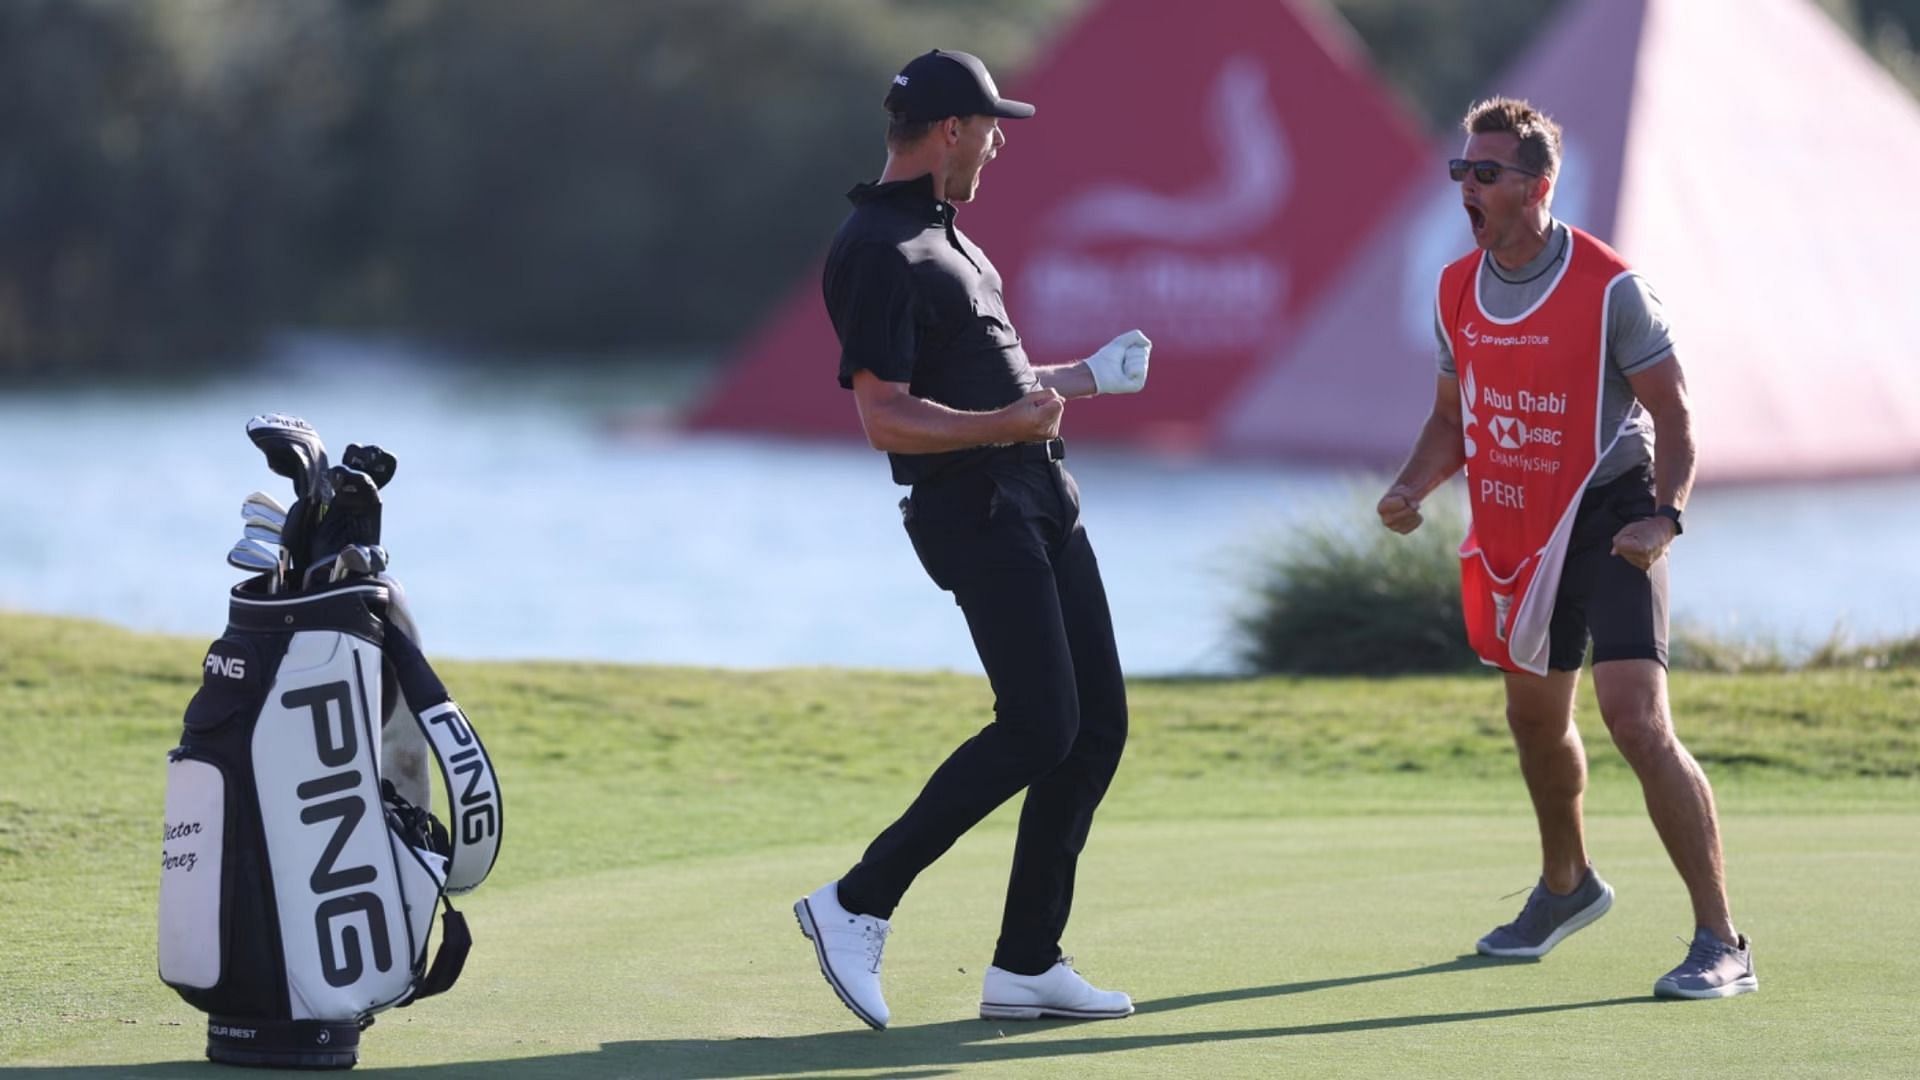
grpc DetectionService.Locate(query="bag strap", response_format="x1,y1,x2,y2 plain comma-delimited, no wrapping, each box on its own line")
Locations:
409,898,472,1002
380,623,504,894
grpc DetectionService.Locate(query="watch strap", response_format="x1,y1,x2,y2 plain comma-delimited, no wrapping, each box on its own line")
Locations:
1655,505,1684,535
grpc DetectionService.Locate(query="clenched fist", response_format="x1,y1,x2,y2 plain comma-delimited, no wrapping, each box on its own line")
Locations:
1610,516,1676,571
1083,329,1152,395
1377,485,1424,534
1004,388,1065,442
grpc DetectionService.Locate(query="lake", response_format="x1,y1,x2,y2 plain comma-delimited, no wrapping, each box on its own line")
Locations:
2,336,1913,674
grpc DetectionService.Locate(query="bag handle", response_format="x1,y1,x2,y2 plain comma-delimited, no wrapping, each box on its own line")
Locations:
381,624,504,894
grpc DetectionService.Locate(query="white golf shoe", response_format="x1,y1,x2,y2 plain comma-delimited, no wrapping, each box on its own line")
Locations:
794,881,891,1030
979,957,1134,1021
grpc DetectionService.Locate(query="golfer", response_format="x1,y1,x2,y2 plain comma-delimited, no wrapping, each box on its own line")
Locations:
1378,97,1755,999
793,49,1148,1029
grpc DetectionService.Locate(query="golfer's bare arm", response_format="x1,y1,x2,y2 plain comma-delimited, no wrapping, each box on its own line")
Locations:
1389,374,1468,498
1625,355,1696,511
1033,362,1098,399
850,370,1044,454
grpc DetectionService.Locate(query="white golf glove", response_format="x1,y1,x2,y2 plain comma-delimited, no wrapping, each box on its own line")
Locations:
1083,329,1152,395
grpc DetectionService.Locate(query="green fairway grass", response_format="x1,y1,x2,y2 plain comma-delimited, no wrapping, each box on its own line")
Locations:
3,612,1916,1077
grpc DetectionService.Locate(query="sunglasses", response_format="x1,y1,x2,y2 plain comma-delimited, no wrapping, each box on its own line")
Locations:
1448,158,1540,184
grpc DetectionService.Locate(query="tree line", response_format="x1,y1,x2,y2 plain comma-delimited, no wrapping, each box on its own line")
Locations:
2,0,1913,377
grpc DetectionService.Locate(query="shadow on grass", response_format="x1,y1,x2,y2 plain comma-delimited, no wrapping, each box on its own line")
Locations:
7,957,1657,1080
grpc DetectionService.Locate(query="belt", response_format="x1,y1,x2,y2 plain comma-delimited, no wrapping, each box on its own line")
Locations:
992,437,1067,464
898,437,1066,488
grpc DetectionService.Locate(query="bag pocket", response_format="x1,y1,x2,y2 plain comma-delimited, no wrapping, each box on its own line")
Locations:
383,789,449,982
158,750,229,991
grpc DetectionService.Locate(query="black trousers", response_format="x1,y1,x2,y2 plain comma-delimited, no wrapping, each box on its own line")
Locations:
836,457,1129,976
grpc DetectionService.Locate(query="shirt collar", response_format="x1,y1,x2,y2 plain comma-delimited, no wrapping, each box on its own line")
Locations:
847,173,954,225
1486,217,1569,283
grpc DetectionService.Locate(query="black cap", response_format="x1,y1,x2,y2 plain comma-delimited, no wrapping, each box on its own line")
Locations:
883,49,1035,122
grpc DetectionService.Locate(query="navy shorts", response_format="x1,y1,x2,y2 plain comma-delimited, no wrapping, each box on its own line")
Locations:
1546,464,1670,671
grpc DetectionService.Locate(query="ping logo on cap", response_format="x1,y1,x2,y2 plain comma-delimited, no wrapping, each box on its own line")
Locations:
893,74,910,86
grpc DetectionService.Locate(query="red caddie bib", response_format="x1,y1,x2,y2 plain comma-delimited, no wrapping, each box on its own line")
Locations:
1439,227,1635,674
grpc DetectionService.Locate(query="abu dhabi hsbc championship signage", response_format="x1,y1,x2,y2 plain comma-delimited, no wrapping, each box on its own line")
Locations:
689,0,1431,451
1017,58,1292,355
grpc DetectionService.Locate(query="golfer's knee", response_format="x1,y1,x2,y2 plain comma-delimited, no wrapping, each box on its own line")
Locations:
1022,718,1079,772
1079,680,1127,747
1593,671,1666,751
1505,700,1570,745
1600,705,1676,768
1076,705,1127,778
998,686,1081,767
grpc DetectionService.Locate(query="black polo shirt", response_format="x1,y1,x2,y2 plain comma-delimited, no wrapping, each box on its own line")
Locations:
822,174,1040,485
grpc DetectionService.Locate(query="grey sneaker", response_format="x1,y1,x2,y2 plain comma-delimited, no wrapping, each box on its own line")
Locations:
1654,928,1758,999
1476,867,1615,958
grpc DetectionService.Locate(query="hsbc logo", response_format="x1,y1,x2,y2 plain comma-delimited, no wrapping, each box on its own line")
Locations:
1490,415,1525,450
1489,414,1564,450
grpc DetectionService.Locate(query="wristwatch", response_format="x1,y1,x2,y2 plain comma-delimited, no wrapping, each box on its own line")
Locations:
1655,505,1684,535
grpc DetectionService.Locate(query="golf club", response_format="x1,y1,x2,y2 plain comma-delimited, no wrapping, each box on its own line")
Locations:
242,495,287,534
226,537,280,575
245,414,330,582
342,444,398,490
328,544,390,583
309,464,383,568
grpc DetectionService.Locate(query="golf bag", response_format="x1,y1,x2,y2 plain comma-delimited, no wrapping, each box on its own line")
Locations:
158,416,503,1069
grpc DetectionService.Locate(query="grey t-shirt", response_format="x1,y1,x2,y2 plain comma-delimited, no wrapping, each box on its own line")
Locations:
1435,219,1673,487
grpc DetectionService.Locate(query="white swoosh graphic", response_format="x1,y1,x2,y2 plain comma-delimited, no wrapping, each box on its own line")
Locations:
1047,56,1289,243
1461,365,1480,459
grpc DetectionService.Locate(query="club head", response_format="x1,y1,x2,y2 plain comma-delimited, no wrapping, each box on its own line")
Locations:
245,414,329,503
328,465,382,515
342,444,398,489
307,465,383,565
329,543,387,583
227,537,280,573
243,490,288,518
248,415,332,584
242,501,286,533
243,522,282,545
